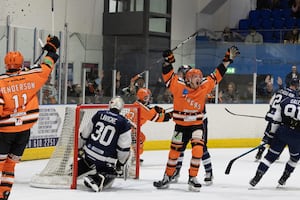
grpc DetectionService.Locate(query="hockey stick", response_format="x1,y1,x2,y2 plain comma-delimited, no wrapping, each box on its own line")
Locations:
224,143,267,175
171,31,199,52
51,0,54,35
155,30,200,64
33,40,45,64
225,108,265,119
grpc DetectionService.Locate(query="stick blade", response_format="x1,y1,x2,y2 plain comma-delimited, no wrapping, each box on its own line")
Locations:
225,160,234,175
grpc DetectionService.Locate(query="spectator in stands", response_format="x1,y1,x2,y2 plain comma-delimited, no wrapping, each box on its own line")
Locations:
241,81,254,103
284,27,300,44
42,75,58,104
290,0,300,18
68,83,82,104
219,81,240,103
257,75,283,102
152,76,165,103
115,70,123,96
221,26,245,42
285,65,300,87
245,27,264,44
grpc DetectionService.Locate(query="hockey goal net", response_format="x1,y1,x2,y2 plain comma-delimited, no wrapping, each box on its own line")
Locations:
30,104,141,189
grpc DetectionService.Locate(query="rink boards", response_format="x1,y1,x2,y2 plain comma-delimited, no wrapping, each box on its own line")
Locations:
22,104,268,160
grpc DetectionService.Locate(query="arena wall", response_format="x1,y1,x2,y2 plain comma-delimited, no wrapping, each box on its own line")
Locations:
22,104,268,160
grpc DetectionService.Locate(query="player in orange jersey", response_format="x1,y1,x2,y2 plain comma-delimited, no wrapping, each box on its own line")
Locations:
0,36,60,200
153,46,240,192
126,88,172,163
172,65,214,186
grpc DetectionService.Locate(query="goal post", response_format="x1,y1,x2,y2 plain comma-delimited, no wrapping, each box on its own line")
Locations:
30,104,141,189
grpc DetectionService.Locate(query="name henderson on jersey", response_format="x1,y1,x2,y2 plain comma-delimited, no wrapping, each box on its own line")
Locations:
0,81,35,94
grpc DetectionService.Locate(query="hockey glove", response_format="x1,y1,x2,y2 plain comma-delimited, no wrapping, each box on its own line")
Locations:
262,132,275,145
154,105,164,113
115,160,129,180
222,45,240,63
162,49,175,64
43,35,60,53
164,112,173,122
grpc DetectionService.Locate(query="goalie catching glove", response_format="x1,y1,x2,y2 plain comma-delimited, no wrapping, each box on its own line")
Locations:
222,45,240,63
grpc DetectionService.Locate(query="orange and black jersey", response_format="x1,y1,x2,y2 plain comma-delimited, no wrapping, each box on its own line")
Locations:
0,55,57,133
162,63,227,126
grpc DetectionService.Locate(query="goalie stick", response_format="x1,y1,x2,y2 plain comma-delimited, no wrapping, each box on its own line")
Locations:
225,108,265,119
224,143,267,175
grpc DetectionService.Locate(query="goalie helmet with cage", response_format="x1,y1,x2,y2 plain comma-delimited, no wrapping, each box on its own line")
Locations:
177,65,192,78
4,51,24,71
109,96,125,112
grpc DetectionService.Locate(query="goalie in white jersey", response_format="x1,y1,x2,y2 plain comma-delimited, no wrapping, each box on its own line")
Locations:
78,96,132,192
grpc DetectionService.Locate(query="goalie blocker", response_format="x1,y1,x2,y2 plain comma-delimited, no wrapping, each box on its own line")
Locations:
30,104,141,189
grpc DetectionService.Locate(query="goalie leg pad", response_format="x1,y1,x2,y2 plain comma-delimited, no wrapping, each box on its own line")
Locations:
83,173,105,192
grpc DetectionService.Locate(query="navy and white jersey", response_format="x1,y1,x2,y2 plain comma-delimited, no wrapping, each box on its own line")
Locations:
81,110,132,166
265,87,297,122
271,95,300,130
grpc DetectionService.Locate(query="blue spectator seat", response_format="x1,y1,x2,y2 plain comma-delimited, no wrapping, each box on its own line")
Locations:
260,9,272,19
271,9,283,19
282,9,292,19
239,19,250,30
249,10,261,21
250,18,262,29
274,30,285,42
196,36,210,41
297,18,300,27
261,19,273,29
273,18,285,29
262,31,275,43
285,17,297,29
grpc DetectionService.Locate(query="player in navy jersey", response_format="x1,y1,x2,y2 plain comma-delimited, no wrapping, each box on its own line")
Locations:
255,78,299,161
250,79,300,187
77,96,132,192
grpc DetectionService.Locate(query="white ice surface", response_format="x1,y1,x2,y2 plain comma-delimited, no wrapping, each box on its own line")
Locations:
10,148,300,200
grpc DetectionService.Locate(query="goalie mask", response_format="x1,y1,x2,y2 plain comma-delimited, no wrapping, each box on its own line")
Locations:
109,96,124,112
185,68,203,89
4,51,24,71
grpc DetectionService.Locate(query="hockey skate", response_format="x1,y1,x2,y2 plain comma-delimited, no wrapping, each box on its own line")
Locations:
188,176,201,192
249,171,264,187
171,169,180,183
204,171,213,186
153,174,172,189
83,173,105,192
277,171,290,187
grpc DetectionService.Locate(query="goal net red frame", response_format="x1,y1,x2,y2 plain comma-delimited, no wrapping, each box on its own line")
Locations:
30,104,141,189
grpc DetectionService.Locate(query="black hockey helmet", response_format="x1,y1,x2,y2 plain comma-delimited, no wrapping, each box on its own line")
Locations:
290,78,299,88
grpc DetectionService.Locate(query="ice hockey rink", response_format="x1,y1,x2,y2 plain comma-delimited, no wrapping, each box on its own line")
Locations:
10,148,300,200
